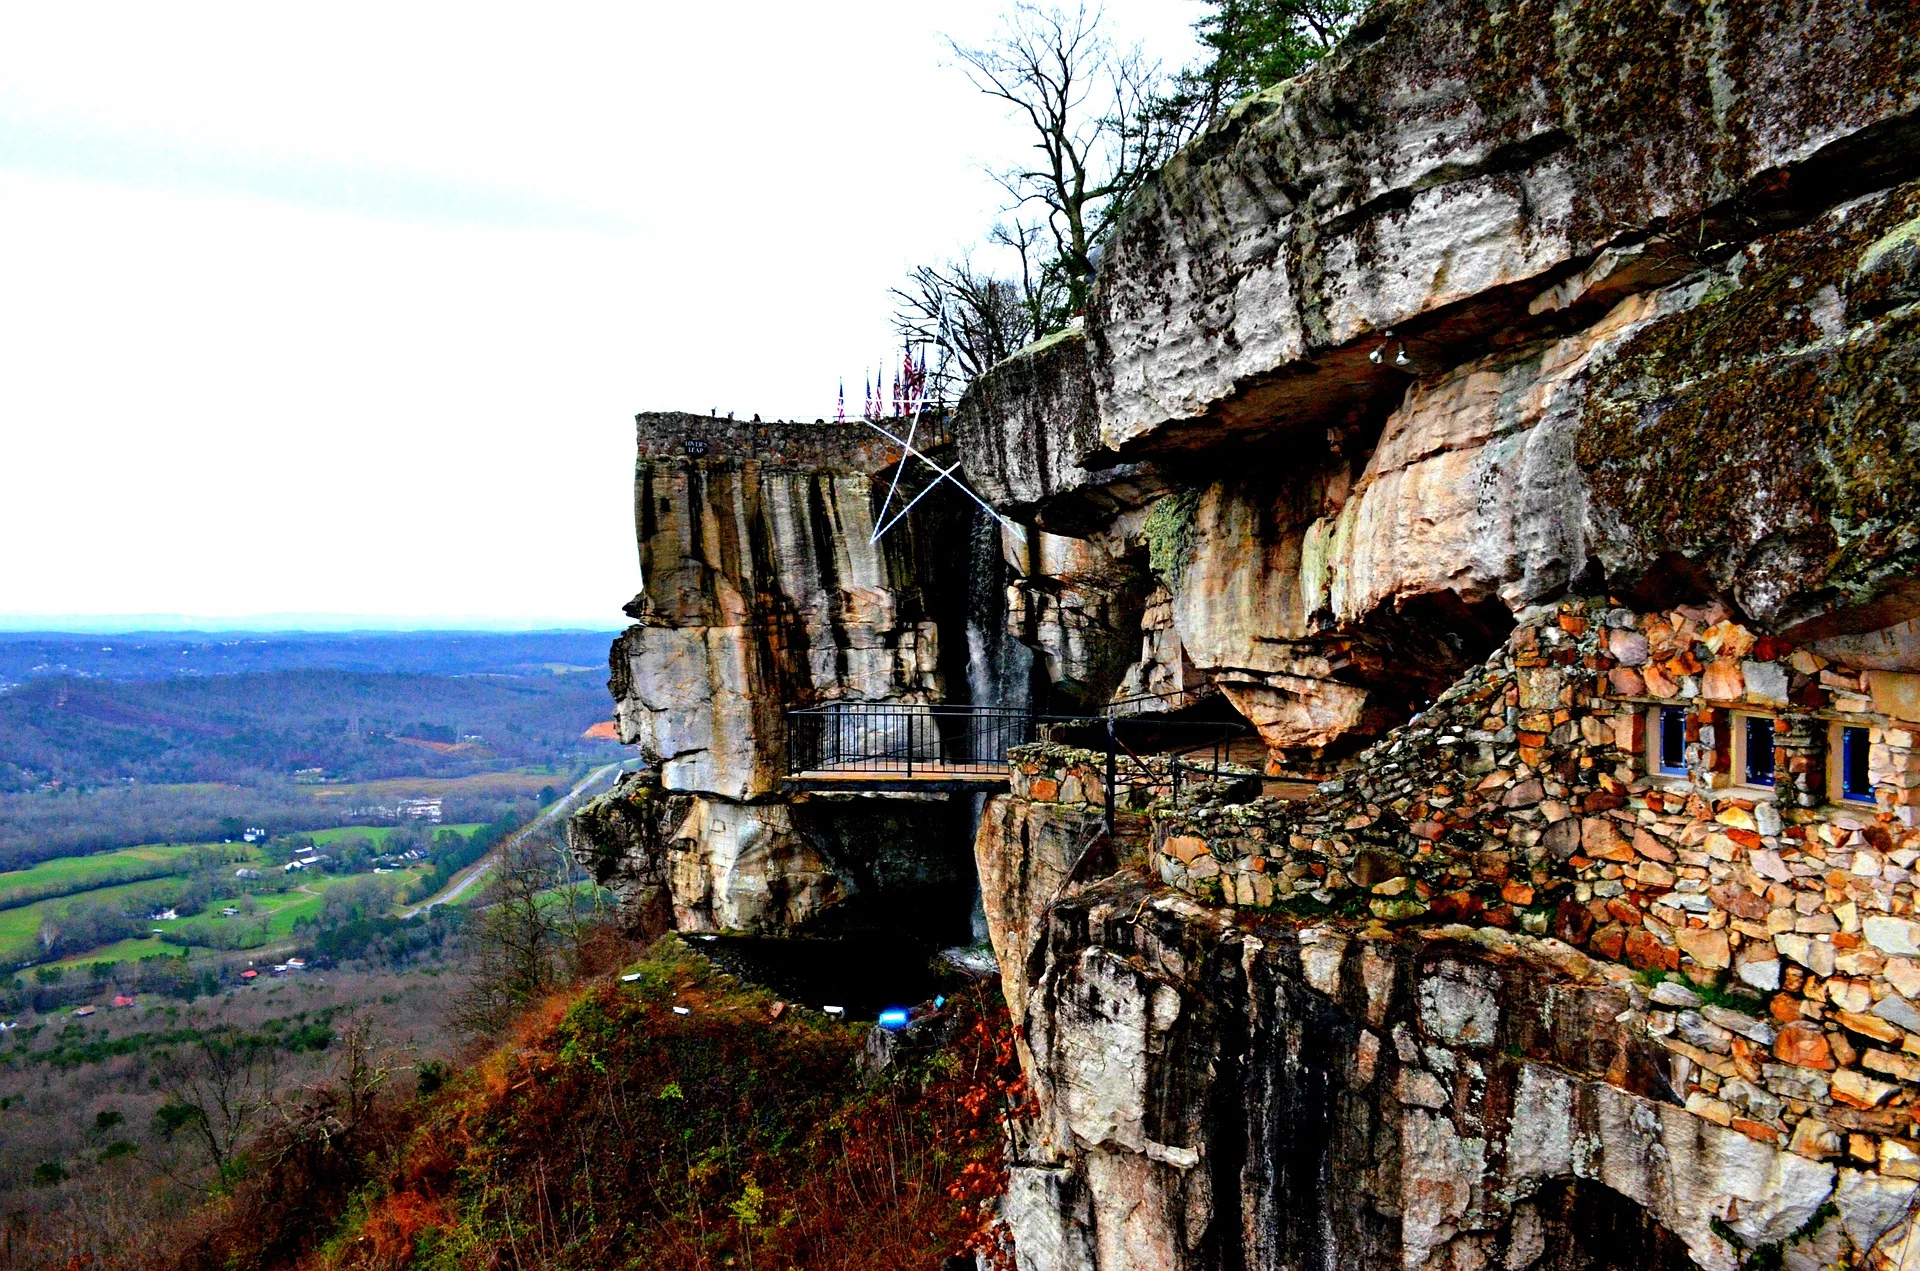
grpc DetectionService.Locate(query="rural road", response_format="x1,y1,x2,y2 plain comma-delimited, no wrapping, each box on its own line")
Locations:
400,760,630,919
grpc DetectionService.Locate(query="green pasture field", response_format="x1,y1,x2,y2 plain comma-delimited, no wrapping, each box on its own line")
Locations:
42,936,179,973
307,823,482,847
307,767,578,806
163,876,340,949
0,878,184,955
0,842,255,910
4,838,437,968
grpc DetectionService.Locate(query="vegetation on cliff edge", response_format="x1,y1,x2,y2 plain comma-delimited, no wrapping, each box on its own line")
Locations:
163,936,1022,1271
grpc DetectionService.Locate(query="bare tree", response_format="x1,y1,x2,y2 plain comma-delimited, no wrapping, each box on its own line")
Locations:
152,1026,283,1186
257,1014,405,1166
893,219,1076,399
455,830,576,1034
950,3,1177,314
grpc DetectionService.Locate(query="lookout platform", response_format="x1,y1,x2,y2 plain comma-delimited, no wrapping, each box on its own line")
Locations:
782,704,1024,794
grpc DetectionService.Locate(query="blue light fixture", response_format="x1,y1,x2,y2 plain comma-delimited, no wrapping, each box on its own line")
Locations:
877,1008,910,1030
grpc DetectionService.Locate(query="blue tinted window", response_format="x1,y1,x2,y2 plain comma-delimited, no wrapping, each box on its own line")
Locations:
1744,716,1775,787
1842,726,1874,803
1658,708,1686,775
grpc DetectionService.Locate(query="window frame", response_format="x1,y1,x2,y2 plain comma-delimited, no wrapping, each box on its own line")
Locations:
1646,705,1689,779
1730,711,1778,792
1829,720,1877,806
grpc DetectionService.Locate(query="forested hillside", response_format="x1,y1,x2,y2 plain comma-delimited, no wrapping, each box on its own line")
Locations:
0,630,614,684
0,670,611,790
0,632,626,867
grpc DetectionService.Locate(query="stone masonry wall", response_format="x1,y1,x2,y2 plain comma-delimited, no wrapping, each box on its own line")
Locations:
1018,597,1920,1175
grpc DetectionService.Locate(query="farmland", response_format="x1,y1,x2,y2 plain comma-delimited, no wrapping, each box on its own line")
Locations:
308,822,482,847
0,840,249,910
0,830,436,969
0,877,188,958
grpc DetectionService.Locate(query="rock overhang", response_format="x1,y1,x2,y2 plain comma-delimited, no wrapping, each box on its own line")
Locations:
1085,0,1920,463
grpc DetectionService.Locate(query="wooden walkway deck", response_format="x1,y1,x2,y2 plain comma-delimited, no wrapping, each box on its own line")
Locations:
784,766,1010,793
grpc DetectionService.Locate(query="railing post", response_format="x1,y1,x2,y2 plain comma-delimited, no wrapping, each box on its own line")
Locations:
1104,716,1116,836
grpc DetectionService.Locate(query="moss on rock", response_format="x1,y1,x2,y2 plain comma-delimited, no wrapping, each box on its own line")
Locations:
1578,181,1920,627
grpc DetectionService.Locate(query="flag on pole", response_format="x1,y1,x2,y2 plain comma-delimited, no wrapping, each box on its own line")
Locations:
837,380,845,421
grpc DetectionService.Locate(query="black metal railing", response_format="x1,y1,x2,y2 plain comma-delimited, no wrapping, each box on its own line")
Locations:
786,702,1257,832
786,703,1034,777
1042,715,1256,833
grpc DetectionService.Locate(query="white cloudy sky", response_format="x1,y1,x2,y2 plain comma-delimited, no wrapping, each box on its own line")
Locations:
0,3,1200,630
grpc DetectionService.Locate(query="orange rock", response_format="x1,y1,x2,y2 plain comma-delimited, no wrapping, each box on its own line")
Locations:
1632,829,1676,862
1502,880,1535,906
1609,666,1646,696
1625,927,1678,971
1704,620,1757,661
1592,924,1626,960
1606,897,1644,927
1770,994,1803,1024
1835,1010,1905,1045
1029,777,1059,802
1774,1022,1835,1070
1162,834,1208,865
1702,659,1746,701
1644,664,1680,698
1582,818,1635,862
1709,883,1771,921
1677,927,1731,969
1730,1118,1781,1145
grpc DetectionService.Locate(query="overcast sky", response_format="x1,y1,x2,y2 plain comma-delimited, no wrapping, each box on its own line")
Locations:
0,3,1201,631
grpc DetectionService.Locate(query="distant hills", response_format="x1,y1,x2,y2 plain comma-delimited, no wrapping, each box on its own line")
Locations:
0,629,617,684
0,630,629,867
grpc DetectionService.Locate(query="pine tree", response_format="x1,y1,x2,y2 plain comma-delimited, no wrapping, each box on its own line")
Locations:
1163,0,1365,136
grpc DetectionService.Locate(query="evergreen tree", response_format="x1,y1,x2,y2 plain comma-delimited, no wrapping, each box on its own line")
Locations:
1162,0,1365,137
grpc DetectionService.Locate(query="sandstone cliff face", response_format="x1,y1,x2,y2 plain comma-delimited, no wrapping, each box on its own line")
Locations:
1089,0,1920,459
991,875,1920,1271
942,2,1920,1266
956,0,1920,761
588,415,976,933
983,597,1920,1269
614,413,960,800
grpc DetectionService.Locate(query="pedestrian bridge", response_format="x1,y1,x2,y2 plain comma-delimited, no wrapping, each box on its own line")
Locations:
783,704,1027,793
783,702,1257,832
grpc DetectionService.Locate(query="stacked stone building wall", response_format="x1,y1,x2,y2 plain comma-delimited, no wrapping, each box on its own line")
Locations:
1017,597,1920,1174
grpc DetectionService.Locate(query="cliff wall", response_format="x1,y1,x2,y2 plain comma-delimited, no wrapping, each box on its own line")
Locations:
575,0,1920,1261
946,0,1920,1266
980,599,1920,1268
957,0,1920,763
590,413,977,934
1090,0,1920,460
